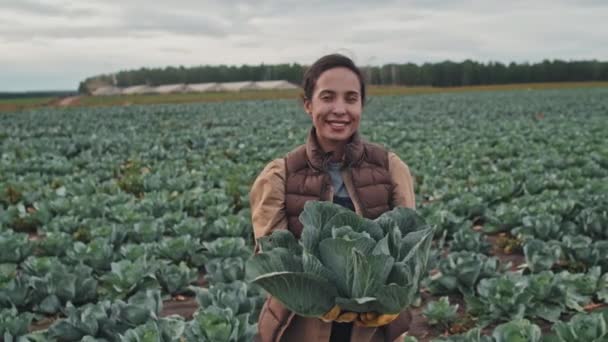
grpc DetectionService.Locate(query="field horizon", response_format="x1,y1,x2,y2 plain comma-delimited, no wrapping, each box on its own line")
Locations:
1,81,608,113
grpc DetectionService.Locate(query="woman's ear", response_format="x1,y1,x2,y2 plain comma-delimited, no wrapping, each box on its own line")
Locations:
303,99,312,117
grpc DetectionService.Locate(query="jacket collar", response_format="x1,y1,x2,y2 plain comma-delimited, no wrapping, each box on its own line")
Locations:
305,126,365,171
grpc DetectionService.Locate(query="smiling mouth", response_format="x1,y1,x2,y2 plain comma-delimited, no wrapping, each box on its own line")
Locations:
326,121,350,128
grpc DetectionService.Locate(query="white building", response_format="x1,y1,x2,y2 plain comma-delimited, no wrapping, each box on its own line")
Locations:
255,80,299,90
152,84,187,94
217,81,259,92
185,82,223,93
91,86,121,96
122,85,154,95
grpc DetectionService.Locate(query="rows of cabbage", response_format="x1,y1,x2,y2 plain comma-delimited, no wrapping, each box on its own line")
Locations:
0,102,283,341
390,88,608,340
1,87,607,340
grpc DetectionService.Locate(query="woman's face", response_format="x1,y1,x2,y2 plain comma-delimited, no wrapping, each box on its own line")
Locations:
304,67,362,146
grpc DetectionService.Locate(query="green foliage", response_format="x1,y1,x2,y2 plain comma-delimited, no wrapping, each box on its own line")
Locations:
599,273,608,303
423,297,459,328
466,269,605,325
524,271,567,322
35,231,73,257
421,206,470,237
119,317,185,342
44,215,81,234
557,267,604,311
29,262,98,313
0,230,32,263
513,214,564,241
0,184,22,206
0,273,35,309
47,290,163,341
447,194,486,220
469,274,532,324
203,237,252,259
450,227,491,254
99,258,158,300
167,216,207,239
156,261,198,295
560,235,608,271
156,235,205,266
22,256,60,276
111,290,163,329
427,251,504,296
483,204,525,234
246,202,434,316
193,281,265,324
552,311,608,342
432,327,492,342
492,319,542,342
115,160,146,197
66,238,115,272
0,307,33,339
1,86,608,340
183,306,255,342
0,263,16,284
205,257,246,284
119,243,157,262
575,207,608,240
0,203,50,233
47,301,112,341
523,239,562,273
128,220,164,243
208,215,251,239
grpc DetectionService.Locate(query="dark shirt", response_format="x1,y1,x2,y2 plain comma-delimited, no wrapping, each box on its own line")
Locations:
333,196,355,212
330,322,353,342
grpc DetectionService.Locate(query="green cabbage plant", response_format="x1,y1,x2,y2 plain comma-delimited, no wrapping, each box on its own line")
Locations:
423,296,459,328
246,201,434,317
492,319,541,342
552,311,608,342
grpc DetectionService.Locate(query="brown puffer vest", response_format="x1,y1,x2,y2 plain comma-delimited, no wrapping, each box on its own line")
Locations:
256,128,412,342
284,128,394,237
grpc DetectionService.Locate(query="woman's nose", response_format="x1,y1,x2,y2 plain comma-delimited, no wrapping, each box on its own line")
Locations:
332,100,347,114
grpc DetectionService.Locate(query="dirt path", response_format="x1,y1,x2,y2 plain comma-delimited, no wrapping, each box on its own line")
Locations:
56,96,81,106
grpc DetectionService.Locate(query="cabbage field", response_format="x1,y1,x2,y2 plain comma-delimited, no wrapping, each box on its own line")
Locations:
1,87,607,341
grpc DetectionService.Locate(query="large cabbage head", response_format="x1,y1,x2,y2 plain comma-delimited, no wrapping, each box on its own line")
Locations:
246,201,434,317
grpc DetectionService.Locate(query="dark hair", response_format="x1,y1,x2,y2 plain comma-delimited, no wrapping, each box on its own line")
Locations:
301,53,366,105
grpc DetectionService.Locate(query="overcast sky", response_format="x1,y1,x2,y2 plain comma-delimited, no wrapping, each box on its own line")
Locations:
1,0,607,91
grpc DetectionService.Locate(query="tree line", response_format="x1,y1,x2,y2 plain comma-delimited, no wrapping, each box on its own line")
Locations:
79,60,608,92
0,91,77,99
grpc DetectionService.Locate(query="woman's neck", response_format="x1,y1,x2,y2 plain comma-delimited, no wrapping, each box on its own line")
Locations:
317,136,346,163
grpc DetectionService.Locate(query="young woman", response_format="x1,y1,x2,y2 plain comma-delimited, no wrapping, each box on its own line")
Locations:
250,54,415,342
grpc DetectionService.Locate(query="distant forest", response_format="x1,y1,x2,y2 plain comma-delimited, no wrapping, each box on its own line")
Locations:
79,59,608,92
0,90,78,99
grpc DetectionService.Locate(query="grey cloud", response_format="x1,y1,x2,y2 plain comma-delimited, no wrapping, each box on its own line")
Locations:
0,7,236,40
158,47,194,54
0,26,138,41
1,0,608,91
1,0,97,17
0,0,465,41
2,0,69,16
119,7,232,37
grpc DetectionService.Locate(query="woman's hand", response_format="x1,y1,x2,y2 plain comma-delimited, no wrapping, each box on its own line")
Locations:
355,312,399,327
321,306,398,326
320,305,358,323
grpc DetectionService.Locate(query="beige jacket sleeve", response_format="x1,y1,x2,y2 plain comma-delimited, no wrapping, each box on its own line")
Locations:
388,152,416,209
249,158,288,250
